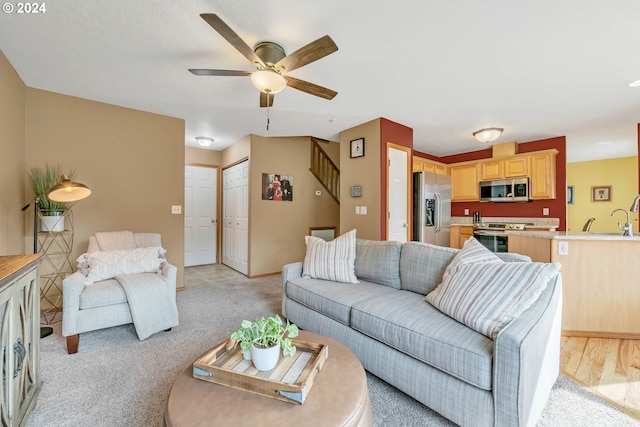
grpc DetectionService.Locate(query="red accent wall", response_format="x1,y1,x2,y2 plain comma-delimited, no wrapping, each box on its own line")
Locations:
380,118,413,239
415,137,568,230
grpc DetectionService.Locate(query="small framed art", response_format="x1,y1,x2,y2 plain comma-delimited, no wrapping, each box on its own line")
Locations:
350,138,365,158
567,186,574,204
591,185,611,202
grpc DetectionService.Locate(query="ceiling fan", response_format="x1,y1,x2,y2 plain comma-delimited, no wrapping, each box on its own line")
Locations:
189,14,338,108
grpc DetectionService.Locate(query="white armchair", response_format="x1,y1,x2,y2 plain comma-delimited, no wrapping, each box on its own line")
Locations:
62,231,178,354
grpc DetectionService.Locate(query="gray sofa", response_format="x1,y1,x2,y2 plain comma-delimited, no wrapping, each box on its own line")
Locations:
282,239,562,427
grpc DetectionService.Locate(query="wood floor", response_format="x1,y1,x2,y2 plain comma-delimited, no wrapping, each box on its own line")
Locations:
561,335,640,421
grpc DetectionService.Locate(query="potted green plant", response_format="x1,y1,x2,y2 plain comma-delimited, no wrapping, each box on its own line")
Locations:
229,315,299,371
28,164,73,232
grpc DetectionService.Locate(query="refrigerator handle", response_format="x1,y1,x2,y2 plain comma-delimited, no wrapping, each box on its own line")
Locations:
434,192,441,233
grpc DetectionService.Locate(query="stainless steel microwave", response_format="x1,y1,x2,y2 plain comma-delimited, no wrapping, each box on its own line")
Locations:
479,178,530,202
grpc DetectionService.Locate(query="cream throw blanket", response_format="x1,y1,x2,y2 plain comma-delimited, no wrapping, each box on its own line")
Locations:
116,273,179,340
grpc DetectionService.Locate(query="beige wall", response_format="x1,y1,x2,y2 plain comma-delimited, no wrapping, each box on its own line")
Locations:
339,119,382,240
223,135,251,166
248,135,340,276
185,146,222,166
0,51,27,255
25,89,186,286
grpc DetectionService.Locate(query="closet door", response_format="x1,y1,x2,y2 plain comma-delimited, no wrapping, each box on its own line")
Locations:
222,161,249,275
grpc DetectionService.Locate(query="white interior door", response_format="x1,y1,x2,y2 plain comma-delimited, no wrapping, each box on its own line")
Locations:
222,161,249,275
184,166,217,267
387,145,411,242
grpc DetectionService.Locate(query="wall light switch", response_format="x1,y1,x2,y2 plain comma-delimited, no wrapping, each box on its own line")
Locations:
171,205,182,214
558,241,569,255
543,208,550,216
361,206,367,215
355,206,361,215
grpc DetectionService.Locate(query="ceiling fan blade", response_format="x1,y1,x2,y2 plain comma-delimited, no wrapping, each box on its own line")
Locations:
285,76,337,100
275,35,338,73
189,69,251,76
200,14,265,68
260,91,275,108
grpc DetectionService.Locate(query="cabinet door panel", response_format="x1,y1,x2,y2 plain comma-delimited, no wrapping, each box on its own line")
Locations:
529,153,556,199
504,157,528,177
480,161,503,180
451,165,479,201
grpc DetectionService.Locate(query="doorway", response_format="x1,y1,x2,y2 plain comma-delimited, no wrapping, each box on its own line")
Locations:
184,165,218,267
387,144,411,242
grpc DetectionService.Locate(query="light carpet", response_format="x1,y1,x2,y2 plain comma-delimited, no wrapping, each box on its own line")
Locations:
27,265,640,427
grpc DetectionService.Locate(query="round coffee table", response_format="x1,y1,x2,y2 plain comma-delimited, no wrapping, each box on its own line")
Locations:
165,330,373,427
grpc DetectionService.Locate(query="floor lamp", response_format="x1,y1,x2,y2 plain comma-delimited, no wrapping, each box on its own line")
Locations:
22,175,91,338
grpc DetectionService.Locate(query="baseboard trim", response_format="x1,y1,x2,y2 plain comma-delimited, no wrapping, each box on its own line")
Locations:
562,330,640,340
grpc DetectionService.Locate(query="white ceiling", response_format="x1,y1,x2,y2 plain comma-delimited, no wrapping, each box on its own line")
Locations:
2,0,640,162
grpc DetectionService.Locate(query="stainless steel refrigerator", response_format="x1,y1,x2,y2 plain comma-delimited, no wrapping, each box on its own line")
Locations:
412,171,451,247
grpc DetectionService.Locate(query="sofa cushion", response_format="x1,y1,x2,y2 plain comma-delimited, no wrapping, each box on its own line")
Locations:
399,242,458,295
426,261,561,339
351,290,494,390
79,278,127,309
285,277,396,326
303,229,358,284
355,239,402,289
440,237,502,283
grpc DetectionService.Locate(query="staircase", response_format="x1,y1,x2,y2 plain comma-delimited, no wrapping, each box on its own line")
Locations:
310,138,339,203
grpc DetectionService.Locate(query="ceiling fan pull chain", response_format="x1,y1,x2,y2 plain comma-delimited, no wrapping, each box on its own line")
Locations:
267,103,270,131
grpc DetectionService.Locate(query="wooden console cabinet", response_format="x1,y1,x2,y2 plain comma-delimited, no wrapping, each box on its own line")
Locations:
0,255,42,426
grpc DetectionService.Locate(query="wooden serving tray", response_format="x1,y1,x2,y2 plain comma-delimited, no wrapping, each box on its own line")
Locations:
192,337,328,404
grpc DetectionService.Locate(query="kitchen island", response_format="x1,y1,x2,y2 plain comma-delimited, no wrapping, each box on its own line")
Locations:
508,231,640,338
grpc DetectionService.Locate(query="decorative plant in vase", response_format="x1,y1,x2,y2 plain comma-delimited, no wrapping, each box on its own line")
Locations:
229,315,299,371
28,164,75,232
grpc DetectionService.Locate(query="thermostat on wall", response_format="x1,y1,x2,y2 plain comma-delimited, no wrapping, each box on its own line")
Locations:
350,186,363,197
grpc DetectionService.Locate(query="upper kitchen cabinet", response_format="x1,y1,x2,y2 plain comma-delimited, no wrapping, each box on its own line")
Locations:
529,150,557,199
413,157,449,175
480,157,528,180
450,163,479,201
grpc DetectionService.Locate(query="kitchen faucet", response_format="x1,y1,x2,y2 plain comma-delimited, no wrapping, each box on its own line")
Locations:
611,208,633,236
631,194,640,212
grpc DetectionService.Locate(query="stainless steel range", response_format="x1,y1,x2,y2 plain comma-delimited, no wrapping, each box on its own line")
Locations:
473,222,533,252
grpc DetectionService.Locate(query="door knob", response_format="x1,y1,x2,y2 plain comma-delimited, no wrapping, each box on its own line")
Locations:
211,219,216,224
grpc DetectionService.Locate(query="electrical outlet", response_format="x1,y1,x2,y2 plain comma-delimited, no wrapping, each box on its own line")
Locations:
464,209,469,215
543,207,549,216
171,205,181,214
558,241,569,255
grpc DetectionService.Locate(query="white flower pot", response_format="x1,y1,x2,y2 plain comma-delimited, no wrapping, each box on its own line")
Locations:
242,350,251,361
250,344,280,371
41,214,65,232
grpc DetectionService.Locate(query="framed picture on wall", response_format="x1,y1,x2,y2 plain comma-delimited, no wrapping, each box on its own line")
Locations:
261,173,293,201
567,186,574,204
350,138,365,158
591,185,611,202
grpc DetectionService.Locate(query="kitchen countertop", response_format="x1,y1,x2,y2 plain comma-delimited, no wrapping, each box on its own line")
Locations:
506,230,640,241
451,217,559,229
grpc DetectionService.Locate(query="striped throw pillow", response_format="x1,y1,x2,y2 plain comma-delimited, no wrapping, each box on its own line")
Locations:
425,261,561,339
303,229,358,284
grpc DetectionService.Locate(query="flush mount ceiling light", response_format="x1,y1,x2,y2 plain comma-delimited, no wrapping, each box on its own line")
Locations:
472,127,503,143
250,70,287,94
196,136,214,147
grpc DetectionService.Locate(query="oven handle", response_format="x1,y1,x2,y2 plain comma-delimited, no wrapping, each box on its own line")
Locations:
473,230,507,237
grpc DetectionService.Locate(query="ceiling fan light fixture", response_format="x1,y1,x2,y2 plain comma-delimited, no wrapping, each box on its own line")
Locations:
251,70,287,94
473,127,503,143
196,136,214,147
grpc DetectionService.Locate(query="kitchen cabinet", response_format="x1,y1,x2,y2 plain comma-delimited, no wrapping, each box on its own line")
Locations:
0,255,42,426
529,151,556,199
480,158,528,181
413,158,449,175
450,225,474,248
508,233,640,338
450,164,479,201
